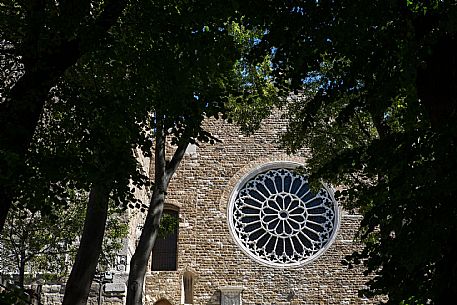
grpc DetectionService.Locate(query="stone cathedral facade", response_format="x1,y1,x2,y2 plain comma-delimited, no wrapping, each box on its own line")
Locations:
133,112,375,305
0,111,374,305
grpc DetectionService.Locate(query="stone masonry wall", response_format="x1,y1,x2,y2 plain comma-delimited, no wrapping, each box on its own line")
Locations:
144,111,375,305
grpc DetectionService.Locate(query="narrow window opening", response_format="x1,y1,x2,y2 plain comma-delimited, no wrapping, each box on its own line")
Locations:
151,209,179,271
182,271,194,304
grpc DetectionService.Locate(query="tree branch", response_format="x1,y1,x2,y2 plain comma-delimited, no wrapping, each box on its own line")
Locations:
154,114,167,191
165,140,188,184
78,0,128,50
22,0,46,65
60,0,91,30
355,113,372,139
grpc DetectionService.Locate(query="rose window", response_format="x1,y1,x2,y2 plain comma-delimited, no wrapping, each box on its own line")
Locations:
228,163,339,268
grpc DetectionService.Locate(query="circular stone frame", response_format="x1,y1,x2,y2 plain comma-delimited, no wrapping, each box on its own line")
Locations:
227,162,340,268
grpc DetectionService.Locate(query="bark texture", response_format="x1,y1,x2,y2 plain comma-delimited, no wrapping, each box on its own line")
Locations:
62,183,110,305
126,117,188,305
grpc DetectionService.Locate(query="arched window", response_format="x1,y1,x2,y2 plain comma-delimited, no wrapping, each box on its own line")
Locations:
154,298,173,305
228,162,340,268
182,271,195,304
151,209,179,271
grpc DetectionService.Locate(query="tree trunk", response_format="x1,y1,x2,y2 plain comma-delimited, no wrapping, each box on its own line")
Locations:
0,43,82,234
436,236,457,304
126,118,167,305
62,183,110,305
0,188,12,233
126,184,166,305
18,251,26,288
126,116,188,305
0,71,52,232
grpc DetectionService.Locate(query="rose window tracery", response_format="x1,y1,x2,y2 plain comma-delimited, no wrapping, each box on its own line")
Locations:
228,164,339,268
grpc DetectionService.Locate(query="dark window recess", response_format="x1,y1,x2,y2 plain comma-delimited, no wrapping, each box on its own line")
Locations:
151,210,178,271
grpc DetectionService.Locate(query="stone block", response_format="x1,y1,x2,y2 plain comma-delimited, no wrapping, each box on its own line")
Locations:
104,282,126,294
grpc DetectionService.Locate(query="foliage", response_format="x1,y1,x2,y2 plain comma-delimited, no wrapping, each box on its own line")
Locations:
157,213,179,239
1,1,275,304
0,193,128,285
99,207,129,272
1,1,276,304
225,22,279,133
0,0,131,230
0,285,31,305
0,192,85,283
119,1,279,303
1,1,147,302
240,0,457,304
33,48,152,210
117,0,278,143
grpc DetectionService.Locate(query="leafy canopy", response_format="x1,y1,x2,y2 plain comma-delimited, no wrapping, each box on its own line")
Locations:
240,0,457,304
0,192,127,285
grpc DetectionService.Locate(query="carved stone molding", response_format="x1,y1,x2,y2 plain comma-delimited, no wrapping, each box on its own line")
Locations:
219,286,244,305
